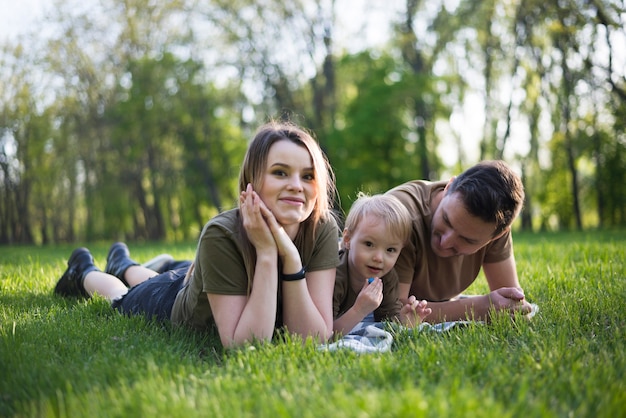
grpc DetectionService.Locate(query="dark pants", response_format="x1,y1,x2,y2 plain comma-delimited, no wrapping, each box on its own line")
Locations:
112,267,188,322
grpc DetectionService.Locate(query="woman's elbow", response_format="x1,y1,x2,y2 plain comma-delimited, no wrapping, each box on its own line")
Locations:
321,328,333,342
315,323,333,343
221,332,272,349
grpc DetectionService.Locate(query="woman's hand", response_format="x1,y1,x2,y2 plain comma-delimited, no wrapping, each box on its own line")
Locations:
240,184,276,254
256,196,302,275
258,204,298,257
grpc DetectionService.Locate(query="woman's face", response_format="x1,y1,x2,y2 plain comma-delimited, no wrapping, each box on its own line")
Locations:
258,140,318,234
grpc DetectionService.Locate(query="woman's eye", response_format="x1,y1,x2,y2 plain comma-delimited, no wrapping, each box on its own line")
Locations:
303,173,315,181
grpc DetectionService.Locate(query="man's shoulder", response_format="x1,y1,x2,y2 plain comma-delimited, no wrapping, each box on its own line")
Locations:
387,179,446,201
387,180,445,219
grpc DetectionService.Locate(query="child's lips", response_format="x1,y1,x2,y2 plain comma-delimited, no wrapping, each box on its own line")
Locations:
367,266,382,275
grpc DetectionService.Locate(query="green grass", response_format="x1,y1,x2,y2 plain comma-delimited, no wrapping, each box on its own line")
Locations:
1,232,625,417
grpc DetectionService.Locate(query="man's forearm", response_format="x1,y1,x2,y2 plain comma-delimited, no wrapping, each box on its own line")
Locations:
425,295,490,323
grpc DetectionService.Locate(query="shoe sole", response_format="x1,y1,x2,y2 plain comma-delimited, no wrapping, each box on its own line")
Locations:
54,248,91,298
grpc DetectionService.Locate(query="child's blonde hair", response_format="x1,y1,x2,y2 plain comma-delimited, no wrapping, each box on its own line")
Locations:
342,192,412,249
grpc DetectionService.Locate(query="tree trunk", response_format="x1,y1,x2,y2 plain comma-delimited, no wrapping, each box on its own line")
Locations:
560,45,582,230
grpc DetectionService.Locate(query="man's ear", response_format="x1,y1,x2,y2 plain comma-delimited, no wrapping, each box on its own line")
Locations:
443,176,456,191
492,226,510,241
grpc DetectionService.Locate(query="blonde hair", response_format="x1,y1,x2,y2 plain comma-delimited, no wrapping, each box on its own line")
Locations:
342,192,411,250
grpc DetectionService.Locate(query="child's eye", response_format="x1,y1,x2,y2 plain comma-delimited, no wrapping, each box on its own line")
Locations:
386,247,398,253
365,241,374,247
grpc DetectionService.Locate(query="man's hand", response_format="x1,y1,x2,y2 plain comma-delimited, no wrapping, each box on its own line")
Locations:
488,287,533,317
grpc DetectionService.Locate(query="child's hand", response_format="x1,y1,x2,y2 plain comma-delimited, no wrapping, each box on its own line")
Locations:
399,295,431,328
353,277,383,316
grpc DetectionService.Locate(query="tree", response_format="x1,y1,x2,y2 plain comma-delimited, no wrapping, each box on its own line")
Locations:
325,51,442,209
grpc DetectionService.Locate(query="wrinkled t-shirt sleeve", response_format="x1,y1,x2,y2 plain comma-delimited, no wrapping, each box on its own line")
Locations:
374,269,403,321
307,219,340,272
197,223,249,295
395,244,417,286
483,230,513,264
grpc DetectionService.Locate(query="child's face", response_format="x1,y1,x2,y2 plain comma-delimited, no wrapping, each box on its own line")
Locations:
344,213,404,281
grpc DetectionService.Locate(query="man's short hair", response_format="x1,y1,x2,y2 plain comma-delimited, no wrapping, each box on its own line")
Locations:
446,160,525,236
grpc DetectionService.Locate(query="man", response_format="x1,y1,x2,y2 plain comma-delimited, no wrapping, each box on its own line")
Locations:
386,160,533,322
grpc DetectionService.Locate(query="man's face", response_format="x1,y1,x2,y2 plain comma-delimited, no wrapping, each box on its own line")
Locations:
430,192,499,257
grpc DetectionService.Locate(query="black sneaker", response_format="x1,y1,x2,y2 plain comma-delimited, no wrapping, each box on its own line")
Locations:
54,248,100,299
104,242,139,285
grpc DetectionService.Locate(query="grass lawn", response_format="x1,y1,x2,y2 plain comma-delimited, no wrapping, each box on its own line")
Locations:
1,231,625,417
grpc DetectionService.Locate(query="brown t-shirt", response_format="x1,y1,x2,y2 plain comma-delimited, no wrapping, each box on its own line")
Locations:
170,209,340,331
333,249,402,322
386,180,512,301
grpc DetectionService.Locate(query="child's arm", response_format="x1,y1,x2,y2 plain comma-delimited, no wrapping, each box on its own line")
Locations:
333,278,383,336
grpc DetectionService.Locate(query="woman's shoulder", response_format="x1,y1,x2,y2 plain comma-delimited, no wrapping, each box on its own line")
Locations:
317,213,340,233
209,208,239,224
200,208,240,236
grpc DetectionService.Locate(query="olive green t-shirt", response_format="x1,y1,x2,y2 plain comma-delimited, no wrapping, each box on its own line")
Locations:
170,209,340,332
333,249,402,322
386,180,512,301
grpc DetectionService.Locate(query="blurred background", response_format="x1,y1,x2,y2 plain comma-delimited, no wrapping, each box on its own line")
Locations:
1,0,624,244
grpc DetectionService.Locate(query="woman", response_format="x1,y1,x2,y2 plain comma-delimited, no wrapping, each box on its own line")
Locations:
54,121,340,348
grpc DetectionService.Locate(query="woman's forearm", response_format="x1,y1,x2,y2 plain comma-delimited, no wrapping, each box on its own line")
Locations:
282,274,333,342
231,253,279,345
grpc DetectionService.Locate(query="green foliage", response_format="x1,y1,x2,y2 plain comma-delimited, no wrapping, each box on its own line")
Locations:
102,53,246,241
1,233,625,417
594,129,626,226
327,51,443,210
1,0,625,243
